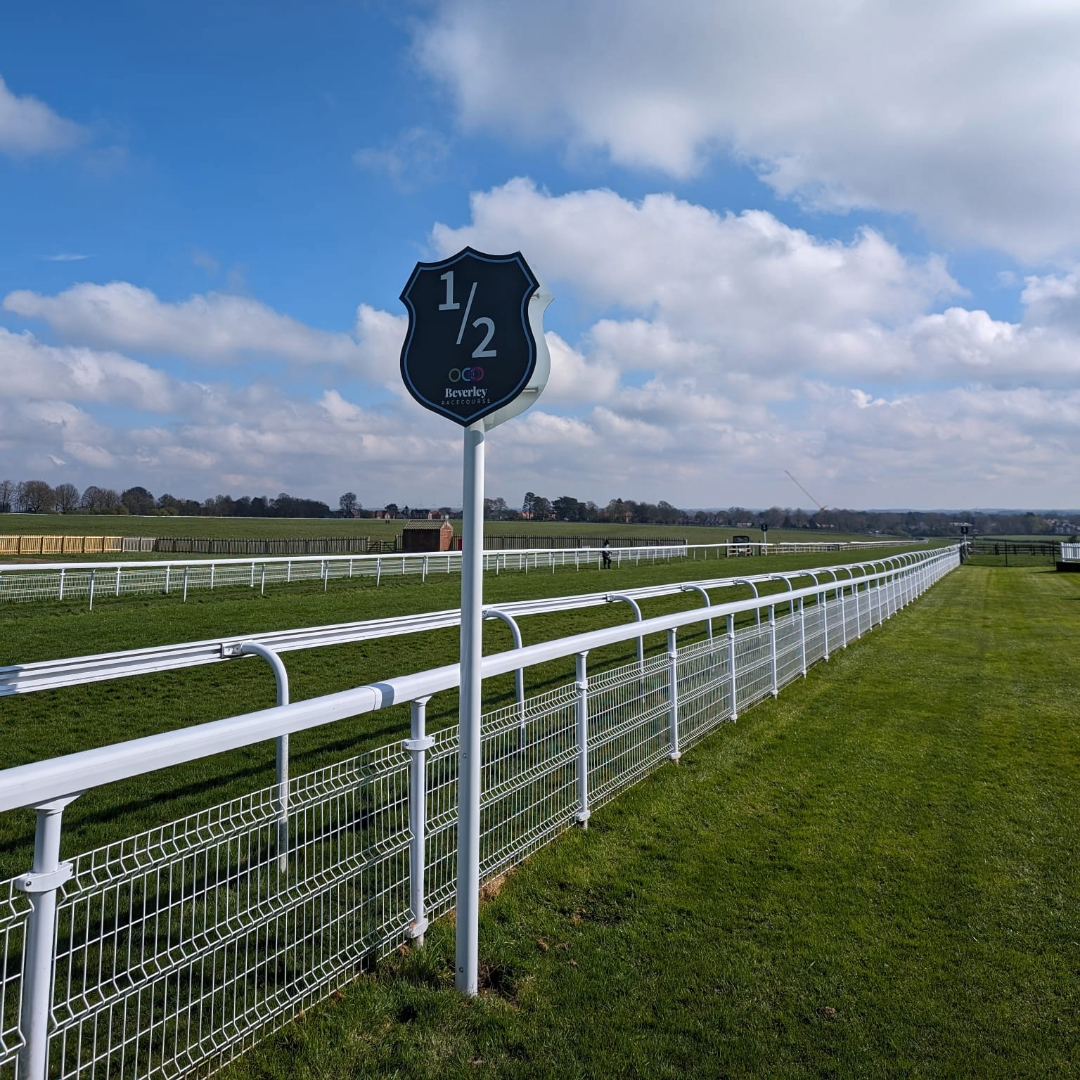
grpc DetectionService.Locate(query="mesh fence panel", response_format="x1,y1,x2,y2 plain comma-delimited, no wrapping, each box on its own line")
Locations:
0,556,956,1078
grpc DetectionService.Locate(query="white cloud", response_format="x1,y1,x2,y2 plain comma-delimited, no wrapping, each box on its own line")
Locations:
354,127,451,190
4,282,368,369
0,327,184,411
41,253,89,262
0,75,86,156
4,174,1080,509
415,1,1080,260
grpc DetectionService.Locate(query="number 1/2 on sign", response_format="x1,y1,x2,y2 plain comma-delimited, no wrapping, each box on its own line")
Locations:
438,271,496,359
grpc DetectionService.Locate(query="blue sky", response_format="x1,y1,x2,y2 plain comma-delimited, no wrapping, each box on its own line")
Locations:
3,0,1079,511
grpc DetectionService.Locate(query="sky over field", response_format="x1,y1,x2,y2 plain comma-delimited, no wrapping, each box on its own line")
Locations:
3,0,1080,511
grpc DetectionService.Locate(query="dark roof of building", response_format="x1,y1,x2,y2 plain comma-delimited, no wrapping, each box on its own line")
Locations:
401,519,453,530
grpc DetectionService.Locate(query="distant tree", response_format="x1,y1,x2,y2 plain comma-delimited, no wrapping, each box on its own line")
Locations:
531,495,553,521
339,492,359,515
121,486,155,515
553,495,583,522
522,491,536,518
54,483,81,514
655,500,680,526
0,479,13,512
483,497,508,520
384,503,399,516
20,480,55,513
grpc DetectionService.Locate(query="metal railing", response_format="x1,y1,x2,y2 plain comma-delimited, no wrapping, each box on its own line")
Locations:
0,554,922,697
0,546,958,1080
1060,542,1080,561
0,540,920,608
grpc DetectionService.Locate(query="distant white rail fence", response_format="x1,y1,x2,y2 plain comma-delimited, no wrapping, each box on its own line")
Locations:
1059,542,1080,561
0,539,919,608
0,546,957,1079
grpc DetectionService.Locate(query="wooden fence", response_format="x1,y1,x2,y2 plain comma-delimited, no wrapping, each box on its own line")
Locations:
0,535,126,556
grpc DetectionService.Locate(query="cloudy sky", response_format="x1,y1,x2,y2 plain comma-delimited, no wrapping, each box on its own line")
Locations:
3,0,1080,511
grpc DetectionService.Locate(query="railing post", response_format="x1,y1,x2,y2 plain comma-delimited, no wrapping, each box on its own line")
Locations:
854,582,862,638
57,568,65,602
667,629,681,761
88,569,95,612
768,604,778,697
260,564,266,595
404,697,433,944
822,589,830,660
17,795,79,1080
483,610,526,735
575,652,590,828
237,643,290,871
839,584,848,646
727,614,738,722
115,565,121,597
798,596,807,676
182,566,190,603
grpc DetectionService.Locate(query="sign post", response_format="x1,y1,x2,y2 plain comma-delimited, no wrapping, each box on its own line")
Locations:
400,247,551,994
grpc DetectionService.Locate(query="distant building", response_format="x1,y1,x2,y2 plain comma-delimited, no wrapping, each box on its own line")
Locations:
400,518,455,552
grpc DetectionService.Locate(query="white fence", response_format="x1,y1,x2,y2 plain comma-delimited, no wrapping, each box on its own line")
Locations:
0,546,958,1080
0,554,925,697
1060,543,1080,561
0,540,919,608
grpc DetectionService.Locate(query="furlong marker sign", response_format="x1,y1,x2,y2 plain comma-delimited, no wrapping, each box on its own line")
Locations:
400,246,552,995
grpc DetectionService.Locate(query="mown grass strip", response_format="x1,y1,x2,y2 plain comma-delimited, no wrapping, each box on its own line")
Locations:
221,566,1079,1079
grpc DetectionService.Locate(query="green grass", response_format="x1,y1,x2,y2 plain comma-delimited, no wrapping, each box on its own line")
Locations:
0,548,930,878
205,564,1078,1079
0,512,897,547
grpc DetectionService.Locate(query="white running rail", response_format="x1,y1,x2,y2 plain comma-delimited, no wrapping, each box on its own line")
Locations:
0,539,921,608
0,546,958,1080
0,553,924,697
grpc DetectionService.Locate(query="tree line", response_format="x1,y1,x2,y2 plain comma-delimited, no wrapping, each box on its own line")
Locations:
0,480,332,519
1,477,1076,538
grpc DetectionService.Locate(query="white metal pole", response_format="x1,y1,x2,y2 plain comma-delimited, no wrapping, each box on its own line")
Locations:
575,651,590,827
667,629,681,761
727,614,738,722
18,796,77,1080
405,697,433,946
455,422,485,996
769,605,778,697
796,596,808,675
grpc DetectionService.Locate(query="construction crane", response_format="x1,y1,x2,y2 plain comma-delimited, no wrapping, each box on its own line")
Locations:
784,470,827,512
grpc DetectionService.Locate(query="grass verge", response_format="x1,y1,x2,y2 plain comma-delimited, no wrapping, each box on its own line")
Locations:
218,565,1079,1078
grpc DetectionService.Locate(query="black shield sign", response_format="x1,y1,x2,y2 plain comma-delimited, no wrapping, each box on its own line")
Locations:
400,247,540,426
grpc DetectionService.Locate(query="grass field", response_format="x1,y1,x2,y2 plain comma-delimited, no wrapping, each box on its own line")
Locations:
0,548,926,878
208,564,1078,1079
0,512,895,548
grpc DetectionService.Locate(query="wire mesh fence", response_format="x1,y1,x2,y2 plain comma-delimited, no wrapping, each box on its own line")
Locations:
0,550,955,1079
